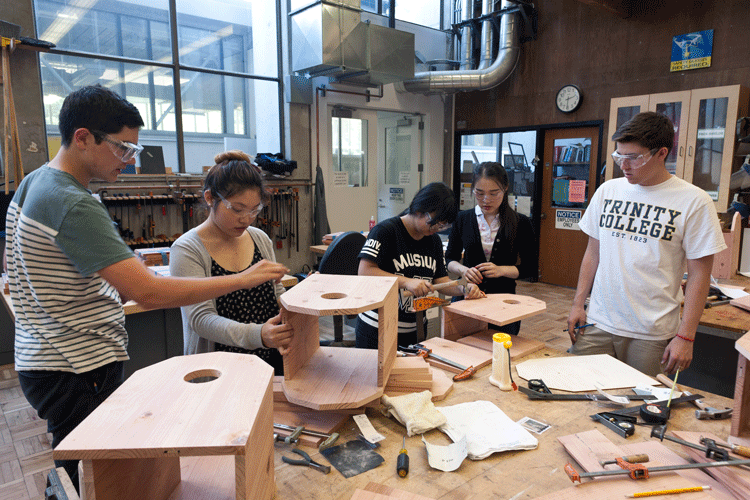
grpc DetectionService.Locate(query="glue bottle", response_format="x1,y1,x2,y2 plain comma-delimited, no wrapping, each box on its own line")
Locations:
489,332,513,391
369,215,376,231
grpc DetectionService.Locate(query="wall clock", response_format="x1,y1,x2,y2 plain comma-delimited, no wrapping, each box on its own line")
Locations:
556,84,582,113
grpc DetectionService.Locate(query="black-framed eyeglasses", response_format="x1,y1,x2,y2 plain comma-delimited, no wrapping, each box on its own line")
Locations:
217,192,264,218
425,212,452,231
92,131,144,162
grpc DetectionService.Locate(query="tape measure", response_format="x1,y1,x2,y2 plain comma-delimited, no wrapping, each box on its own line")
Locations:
640,403,671,424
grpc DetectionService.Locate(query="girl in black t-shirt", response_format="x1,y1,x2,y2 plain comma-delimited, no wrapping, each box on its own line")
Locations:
355,182,484,348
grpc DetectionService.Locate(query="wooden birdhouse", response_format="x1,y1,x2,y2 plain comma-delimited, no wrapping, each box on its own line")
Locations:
280,273,398,410
54,352,274,500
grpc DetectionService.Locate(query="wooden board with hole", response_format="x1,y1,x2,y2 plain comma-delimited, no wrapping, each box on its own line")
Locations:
55,352,275,500
441,294,546,341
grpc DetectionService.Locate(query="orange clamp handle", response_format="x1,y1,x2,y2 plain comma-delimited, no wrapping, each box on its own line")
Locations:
564,463,580,483
452,365,476,381
616,457,649,480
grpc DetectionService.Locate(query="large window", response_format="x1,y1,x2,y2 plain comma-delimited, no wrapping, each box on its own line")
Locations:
362,0,444,30
34,0,281,173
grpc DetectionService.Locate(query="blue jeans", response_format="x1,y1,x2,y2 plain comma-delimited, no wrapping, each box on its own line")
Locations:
18,361,124,491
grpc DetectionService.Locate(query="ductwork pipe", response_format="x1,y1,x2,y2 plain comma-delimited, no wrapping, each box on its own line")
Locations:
459,0,473,71
396,0,519,94
478,0,494,70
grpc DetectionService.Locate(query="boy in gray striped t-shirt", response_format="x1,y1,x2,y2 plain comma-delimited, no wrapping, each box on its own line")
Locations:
5,85,289,490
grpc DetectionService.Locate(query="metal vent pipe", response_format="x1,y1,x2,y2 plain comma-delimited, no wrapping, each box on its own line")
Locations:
478,0,494,70
459,0,473,70
396,0,519,94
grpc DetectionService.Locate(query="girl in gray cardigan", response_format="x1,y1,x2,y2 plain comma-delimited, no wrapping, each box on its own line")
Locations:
170,151,292,373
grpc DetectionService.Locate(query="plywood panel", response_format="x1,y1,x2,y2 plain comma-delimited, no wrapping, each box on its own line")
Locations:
420,337,492,371
378,283,399,387
281,308,320,381
279,274,398,316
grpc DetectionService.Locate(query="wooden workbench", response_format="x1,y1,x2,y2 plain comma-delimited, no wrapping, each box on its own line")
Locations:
272,347,734,500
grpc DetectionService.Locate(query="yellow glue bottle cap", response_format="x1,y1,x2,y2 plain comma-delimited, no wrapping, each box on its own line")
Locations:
492,332,512,349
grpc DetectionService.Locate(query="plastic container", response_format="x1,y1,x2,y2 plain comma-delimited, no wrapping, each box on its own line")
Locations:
489,332,513,391
369,215,376,230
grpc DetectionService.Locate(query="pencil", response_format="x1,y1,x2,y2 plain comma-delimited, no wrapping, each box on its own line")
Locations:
667,368,680,408
563,323,595,332
625,485,711,497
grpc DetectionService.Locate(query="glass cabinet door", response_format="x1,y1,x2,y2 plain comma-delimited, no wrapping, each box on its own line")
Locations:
649,91,691,177
605,95,649,180
685,85,748,211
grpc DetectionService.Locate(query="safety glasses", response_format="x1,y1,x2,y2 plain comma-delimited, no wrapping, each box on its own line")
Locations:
217,192,264,218
611,148,659,169
93,131,144,162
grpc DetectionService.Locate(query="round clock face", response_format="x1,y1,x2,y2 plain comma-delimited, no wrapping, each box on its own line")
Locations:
556,85,582,113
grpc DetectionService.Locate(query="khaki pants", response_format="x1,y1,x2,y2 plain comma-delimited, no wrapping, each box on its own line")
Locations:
568,326,670,376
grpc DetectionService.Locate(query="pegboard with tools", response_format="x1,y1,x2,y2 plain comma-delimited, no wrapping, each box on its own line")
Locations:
94,176,204,249
256,187,301,258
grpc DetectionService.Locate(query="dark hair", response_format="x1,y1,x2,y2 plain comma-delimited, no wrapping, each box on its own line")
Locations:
473,162,519,252
612,111,674,155
403,182,457,224
58,84,144,147
203,150,268,204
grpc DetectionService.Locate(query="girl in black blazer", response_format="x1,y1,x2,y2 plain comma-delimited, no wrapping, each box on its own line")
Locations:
445,162,536,334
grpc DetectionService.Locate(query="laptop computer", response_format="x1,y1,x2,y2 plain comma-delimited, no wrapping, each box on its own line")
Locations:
139,145,166,175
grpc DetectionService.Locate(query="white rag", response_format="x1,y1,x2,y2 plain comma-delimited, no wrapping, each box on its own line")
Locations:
381,390,446,436
437,400,538,459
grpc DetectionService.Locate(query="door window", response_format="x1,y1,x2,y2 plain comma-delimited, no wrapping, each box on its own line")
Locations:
332,117,368,187
551,137,591,209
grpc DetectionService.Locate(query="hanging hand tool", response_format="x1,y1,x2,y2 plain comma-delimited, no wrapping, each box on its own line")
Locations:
565,454,750,483
396,436,409,478
273,423,340,451
281,448,331,474
700,436,750,458
293,187,300,252
400,344,476,381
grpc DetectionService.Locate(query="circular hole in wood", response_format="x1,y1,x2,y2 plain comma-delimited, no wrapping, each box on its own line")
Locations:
321,292,347,300
184,369,221,384
503,299,521,305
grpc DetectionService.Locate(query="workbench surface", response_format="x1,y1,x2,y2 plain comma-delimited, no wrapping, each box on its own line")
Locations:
272,347,734,500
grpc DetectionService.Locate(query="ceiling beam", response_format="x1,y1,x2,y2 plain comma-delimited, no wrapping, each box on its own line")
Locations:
573,0,631,18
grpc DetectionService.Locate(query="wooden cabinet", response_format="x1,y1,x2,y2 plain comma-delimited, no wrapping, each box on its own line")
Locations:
605,85,749,211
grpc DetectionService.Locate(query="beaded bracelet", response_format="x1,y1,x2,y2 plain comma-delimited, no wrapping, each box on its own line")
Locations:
675,333,694,342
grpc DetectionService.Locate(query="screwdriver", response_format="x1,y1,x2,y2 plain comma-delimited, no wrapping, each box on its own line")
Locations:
397,436,409,478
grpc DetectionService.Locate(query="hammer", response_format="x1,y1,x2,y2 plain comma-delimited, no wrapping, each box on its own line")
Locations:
656,374,730,419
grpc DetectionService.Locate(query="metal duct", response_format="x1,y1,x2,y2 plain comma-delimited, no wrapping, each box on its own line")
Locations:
459,0,473,71
396,0,519,94
478,0,494,70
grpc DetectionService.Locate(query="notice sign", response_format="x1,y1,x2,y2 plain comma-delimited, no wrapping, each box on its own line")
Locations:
568,180,586,203
389,187,405,203
671,29,713,72
333,171,349,187
555,209,582,231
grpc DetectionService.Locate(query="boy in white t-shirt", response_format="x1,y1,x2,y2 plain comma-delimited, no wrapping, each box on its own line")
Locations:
566,112,727,376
